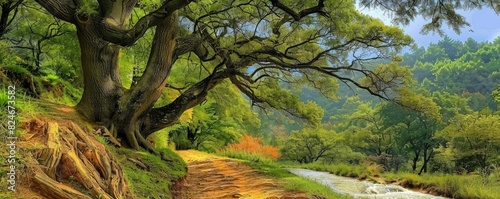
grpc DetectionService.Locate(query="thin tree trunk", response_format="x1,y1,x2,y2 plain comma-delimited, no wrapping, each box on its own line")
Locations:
418,149,432,175
412,150,420,172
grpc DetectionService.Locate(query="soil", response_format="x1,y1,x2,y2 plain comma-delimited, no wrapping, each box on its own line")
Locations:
172,150,309,199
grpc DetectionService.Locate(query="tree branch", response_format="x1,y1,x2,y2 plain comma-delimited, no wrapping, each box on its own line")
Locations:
270,0,329,21
34,0,76,23
99,0,194,46
0,0,23,38
142,68,236,137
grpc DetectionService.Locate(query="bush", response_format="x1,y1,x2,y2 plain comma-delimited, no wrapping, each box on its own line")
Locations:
225,135,280,160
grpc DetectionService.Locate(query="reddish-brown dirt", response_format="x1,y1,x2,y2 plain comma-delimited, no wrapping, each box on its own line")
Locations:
172,150,309,199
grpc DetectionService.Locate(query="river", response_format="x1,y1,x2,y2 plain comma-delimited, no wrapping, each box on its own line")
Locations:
286,168,448,199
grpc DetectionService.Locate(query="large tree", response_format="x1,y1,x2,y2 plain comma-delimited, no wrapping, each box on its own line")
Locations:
33,0,412,154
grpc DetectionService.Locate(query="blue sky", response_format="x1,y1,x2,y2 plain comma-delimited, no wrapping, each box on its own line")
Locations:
359,6,500,47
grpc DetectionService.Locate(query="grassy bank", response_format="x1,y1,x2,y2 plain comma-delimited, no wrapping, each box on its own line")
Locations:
293,162,500,199
108,146,187,199
218,150,349,199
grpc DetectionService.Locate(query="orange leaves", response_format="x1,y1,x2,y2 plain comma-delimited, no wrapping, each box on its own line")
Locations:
262,145,280,160
225,135,281,160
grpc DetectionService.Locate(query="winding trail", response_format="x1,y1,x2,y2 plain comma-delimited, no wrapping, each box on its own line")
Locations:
172,150,308,199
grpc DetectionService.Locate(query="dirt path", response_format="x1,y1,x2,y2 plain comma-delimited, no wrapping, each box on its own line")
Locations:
172,150,308,199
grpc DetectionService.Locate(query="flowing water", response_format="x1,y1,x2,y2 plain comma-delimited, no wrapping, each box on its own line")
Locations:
286,168,448,199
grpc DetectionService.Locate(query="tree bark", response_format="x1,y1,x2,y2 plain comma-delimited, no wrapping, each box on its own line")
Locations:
74,18,124,124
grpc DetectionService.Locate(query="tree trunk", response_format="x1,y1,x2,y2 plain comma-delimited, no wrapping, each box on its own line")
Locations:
75,19,124,124
71,10,180,153
418,149,432,175
34,0,216,153
411,150,420,172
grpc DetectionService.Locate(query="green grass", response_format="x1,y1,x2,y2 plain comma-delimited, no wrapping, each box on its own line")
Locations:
217,150,348,199
0,142,13,199
4,65,32,75
109,147,187,199
40,74,82,105
382,172,500,199
218,149,276,165
280,175,350,199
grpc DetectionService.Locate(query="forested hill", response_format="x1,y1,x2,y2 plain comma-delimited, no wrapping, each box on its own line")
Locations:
265,36,500,135
301,36,500,120
402,36,500,110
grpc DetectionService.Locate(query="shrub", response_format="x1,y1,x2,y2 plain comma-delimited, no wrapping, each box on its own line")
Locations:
225,135,280,160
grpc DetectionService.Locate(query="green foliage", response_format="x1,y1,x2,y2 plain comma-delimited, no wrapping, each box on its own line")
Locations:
493,86,500,109
360,61,414,97
379,96,441,173
437,111,500,173
281,127,341,164
338,101,393,157
40,74,82,105
404,37,500,111
75,1,98,16
3,65,31,75
432,91,472,123
256,79,325,126
8,2,79,78
169,101,246,152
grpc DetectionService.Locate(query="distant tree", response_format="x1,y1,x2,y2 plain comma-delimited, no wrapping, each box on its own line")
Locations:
281,127,340,163
380,89,441,174
420,44,447,63
462,38,479,54
8,3,72,75
169,81,260,151
341,102,392,156
493,86,500,109
437,36,462,60
401,46,425,66
431,91,472,123
170,103,240,150
437,111,500,174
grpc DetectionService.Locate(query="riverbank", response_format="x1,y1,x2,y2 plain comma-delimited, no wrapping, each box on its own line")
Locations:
293,163,500,199
287,168,447,199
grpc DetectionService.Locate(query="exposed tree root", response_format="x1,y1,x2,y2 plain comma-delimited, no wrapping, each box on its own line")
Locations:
19,119,133,199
